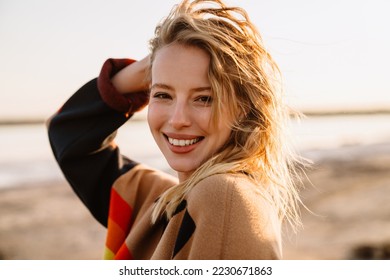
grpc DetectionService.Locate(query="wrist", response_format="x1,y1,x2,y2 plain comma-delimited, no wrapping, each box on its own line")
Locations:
97,58,149,115
111,56,150,94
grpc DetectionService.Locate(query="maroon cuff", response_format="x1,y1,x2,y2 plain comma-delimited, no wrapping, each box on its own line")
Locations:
97,58,149,116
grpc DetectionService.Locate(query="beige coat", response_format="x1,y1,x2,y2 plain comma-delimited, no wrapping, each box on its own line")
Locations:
104,164,282,260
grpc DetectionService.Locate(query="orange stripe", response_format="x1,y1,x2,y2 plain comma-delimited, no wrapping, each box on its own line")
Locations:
105,218,127,254
109,188,132,233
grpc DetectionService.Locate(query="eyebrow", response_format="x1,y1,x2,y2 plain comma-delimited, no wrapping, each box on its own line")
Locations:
150,83,211,93
150,83,173,91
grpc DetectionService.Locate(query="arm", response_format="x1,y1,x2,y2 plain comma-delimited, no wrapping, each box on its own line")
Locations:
47,58,150,226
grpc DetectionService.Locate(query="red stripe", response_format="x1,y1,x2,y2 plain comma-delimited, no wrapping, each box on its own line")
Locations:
115,244,133,260
106,188,135,259
109,188,133,233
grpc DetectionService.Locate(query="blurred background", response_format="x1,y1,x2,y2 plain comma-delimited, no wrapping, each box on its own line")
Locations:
1,0,389,260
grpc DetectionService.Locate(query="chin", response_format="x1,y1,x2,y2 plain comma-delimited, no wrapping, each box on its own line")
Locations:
169,163,196,174
167,159,200,175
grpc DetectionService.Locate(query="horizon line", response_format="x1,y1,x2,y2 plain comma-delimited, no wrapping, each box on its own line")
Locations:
1,109,390,126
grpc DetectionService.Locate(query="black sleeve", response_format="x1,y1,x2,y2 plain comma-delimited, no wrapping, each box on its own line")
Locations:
47,78,138,227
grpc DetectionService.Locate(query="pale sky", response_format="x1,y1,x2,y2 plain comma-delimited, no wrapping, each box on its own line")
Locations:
1,0,389,120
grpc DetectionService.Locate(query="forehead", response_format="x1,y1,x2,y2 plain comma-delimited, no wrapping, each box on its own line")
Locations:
151,44,211,88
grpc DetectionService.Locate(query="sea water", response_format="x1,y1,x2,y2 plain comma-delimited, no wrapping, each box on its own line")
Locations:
1,114,390,189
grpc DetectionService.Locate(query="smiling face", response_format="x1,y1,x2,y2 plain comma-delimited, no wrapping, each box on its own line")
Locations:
147,43,232,182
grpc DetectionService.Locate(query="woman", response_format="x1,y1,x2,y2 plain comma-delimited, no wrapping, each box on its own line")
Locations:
48,0,304,259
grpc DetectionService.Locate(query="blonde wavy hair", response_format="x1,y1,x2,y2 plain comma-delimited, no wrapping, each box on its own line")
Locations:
149,0,305,230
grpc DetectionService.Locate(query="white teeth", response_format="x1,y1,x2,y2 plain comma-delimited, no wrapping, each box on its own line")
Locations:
168,137,201,147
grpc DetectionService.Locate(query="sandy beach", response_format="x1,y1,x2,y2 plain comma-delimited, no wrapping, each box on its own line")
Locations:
283,142,390,259
1,140,390,259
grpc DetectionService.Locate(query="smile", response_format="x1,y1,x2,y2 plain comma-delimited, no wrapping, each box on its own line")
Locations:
168,137,203,147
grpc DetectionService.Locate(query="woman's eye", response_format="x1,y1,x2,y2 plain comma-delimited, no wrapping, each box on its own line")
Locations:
153,92,171,100
196,96,213,105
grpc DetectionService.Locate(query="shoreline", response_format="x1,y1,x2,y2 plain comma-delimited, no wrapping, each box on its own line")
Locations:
1,140,390,190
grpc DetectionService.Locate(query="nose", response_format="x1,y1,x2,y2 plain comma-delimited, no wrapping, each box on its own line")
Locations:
169,100,191,129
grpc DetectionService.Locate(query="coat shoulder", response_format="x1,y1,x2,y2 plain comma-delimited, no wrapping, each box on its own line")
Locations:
187,173,282,259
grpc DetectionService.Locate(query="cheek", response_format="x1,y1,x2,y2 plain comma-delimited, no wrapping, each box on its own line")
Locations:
147,104,163,132
194,109,213,131
212,118,233,147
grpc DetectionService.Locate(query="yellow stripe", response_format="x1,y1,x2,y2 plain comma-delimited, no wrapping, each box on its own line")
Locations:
103,247,115,260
